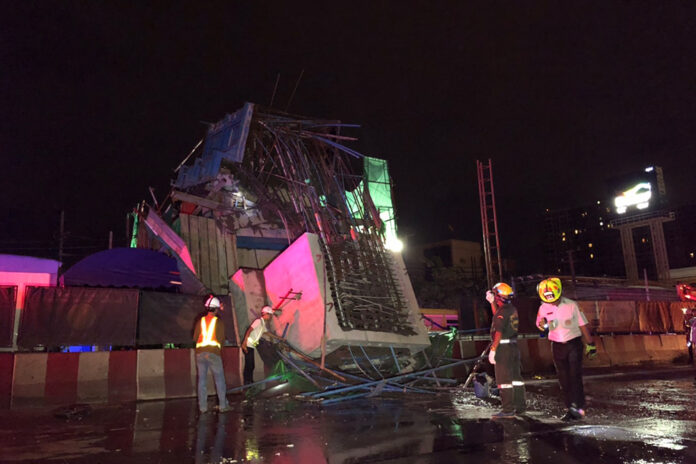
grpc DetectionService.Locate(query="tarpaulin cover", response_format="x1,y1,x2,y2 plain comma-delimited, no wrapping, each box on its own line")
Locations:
61,248,181,289
18,287,139,349
138,292,236,346
0,286,16,347
588,301,639,333
0,254,61,274
575,300,695,334
670,301,696,332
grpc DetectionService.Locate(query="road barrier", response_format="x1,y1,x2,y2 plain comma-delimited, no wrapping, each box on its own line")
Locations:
5,347,242,409
454,332,686,376
1,332,688,408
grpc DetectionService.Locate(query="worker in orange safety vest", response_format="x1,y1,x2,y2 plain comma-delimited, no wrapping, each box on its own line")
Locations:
193,295,230,414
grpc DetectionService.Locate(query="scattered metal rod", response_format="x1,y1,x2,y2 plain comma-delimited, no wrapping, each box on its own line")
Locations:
421,349,441,387
303,359,472,399
389,346,402,373
291,359,429,395
268,333,346,382
359,345,384,379
348,346,374,380
277,351,321,389
226,375,282,394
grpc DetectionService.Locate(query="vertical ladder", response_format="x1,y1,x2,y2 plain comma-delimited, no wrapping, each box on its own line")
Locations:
477,159,503,288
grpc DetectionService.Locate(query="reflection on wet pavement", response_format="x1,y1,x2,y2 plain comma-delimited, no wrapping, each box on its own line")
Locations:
0,370,695,463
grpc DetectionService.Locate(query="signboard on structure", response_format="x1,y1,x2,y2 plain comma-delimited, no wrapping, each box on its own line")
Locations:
607,165,667,216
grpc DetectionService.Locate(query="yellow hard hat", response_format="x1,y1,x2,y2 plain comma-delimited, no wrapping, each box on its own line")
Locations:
537,278,562,303
492,282,515,303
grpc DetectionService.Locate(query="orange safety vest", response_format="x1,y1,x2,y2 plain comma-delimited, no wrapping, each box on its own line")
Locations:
196,316,221,349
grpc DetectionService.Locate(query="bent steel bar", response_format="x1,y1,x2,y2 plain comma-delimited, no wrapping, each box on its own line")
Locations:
290,359,425,395
359,345,384,379
226,375,282,394
277,351,321,389
304,358,472,399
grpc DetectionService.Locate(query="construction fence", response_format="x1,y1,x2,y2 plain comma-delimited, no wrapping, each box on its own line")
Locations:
0,286,238,351
510,297,696,335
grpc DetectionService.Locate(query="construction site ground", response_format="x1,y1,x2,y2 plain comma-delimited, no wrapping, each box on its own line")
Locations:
1,364,695,464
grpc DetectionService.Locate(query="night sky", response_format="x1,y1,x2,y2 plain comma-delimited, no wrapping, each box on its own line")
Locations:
3,2,696,273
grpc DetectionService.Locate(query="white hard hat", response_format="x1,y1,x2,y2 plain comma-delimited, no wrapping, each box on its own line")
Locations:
261,305,274,315
205,295,221,309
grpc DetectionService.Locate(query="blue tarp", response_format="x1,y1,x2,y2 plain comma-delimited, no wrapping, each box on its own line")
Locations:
61,248,181,289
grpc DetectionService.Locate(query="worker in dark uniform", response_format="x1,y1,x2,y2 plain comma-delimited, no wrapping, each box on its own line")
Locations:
685,308,696,384
486,282,526,418
685,308,695,365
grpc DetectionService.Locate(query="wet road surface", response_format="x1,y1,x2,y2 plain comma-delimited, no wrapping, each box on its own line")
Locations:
1,366,695,463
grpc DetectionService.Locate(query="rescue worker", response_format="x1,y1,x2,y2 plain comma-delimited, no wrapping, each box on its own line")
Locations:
486,282,526,418
535,277,596,421
685,309,696,382
241,305,275,385
684,308,696,365
193,295,230,414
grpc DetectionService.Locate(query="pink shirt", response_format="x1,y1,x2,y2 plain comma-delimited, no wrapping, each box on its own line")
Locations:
536,297,588,343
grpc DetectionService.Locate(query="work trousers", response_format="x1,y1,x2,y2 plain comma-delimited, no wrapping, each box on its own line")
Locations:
243,346,256,385
493,343,526,413
551,336,585,409
244,340,279,384
196,351,228,413
687,334,693,364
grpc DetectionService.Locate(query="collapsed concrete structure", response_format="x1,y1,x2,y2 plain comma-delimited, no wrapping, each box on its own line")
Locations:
134,103,429,369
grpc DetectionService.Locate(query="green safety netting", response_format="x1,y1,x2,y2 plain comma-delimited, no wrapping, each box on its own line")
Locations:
402,328,458,375
346,156,400,249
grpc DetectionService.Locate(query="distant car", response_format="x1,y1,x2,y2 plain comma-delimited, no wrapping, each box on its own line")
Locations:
677,283,696,302
614,182,652,214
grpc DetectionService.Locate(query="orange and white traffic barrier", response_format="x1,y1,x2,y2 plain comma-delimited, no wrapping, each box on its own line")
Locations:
7,347,242,409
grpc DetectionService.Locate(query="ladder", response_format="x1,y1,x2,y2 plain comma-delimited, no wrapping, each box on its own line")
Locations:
477,159,503,288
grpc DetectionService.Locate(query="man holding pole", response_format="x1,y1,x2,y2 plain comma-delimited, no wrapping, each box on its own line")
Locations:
240,305,275,385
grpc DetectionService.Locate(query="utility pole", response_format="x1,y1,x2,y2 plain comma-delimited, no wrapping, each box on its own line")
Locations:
58,210,65,263
567,250,577,298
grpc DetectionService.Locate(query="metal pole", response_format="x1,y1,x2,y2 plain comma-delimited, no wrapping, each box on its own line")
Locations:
305,359,472,399
108,231,113,250
644,268,650,301
226,375,282,394
58,210,65,263
567,250,577,298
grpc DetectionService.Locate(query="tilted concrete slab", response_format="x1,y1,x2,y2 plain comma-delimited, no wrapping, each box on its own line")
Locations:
262,232,430,358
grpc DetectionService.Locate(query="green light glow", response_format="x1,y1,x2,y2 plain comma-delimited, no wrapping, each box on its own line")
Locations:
129,211,139,248
346,156,401,250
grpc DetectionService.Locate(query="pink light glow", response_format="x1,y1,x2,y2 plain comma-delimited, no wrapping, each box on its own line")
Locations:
0,272,55,309
263,233,326,355
231,269,246,292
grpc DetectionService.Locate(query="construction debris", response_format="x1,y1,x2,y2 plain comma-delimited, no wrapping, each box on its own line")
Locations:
134,102,444,389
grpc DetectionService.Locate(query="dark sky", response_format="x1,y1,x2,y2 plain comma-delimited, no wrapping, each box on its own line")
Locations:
3,2,696,273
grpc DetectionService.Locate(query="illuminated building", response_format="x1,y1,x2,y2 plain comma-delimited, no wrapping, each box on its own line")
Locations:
543,165,696,281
